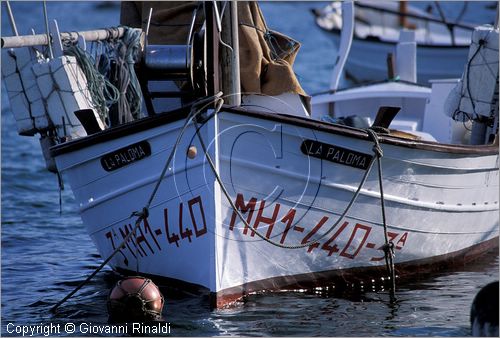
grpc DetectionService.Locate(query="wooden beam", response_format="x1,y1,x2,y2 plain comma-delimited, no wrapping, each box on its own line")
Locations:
205,2,221,99
220,1,240,106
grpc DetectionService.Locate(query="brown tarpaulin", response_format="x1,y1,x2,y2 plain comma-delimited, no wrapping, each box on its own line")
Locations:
120,1,307,96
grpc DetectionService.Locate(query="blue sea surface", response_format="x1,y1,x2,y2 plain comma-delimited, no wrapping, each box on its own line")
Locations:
1,1,498,336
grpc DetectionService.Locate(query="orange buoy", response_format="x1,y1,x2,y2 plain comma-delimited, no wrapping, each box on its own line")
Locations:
187,145,197,159
107,276,164,322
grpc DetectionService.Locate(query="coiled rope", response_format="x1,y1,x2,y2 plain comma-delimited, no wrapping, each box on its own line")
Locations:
64,43,120,127
110,27,143,123
64,27,143,127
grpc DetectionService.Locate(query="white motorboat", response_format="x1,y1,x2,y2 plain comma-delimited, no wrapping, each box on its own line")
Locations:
1,1,498,308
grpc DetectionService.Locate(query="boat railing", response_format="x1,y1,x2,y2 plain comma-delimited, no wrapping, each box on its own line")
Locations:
354,2,476,31
354,2,475,46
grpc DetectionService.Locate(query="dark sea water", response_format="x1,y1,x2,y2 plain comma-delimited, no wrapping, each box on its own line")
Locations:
1,1,498,336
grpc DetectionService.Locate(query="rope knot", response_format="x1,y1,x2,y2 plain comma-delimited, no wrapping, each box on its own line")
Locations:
383,242,395,257
131,207,149,220
366,128,384,158
372,144,383,158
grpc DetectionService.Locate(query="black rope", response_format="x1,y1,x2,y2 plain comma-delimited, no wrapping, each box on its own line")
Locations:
454,2,468,24
51,213,146,313
57,172,64,215
130,208,149,273
466,39,486,117
433,1,456,46
107,277,164,321
452,37,489,131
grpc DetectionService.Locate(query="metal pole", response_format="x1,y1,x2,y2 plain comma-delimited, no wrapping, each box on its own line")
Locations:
495,2,499,29
43,1,53,58
398,2,407,28
5,1,19,36
144,7,153,50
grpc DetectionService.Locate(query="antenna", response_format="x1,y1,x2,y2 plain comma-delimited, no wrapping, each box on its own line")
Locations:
144,7,153,51
5,1,19,36
212,0,222,32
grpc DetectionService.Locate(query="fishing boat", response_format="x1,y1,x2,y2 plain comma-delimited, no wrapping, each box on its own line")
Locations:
312,1,478,84
1,1,498,308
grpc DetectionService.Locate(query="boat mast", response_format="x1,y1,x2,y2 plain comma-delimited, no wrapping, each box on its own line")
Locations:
495,2,499,29
205,2,221,98
398,2,407,28
205,1,241,106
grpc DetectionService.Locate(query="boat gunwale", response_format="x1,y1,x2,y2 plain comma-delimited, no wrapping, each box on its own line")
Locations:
310,78,431,98
50,105,499,157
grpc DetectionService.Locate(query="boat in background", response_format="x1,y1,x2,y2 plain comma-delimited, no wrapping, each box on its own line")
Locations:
310,2,468,145
1,1,498,308
312,1,477,84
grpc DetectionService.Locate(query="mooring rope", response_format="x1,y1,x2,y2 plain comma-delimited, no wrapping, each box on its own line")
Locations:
193,114,397,299
50,214,145,313
366,128,396,302
127,93,222,274
51,93,222,313
193,113,384,251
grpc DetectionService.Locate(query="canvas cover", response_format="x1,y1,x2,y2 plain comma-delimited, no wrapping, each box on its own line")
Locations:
120,1,306,96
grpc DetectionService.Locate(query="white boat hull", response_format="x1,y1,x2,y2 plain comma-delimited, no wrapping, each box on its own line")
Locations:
53,109,499,307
